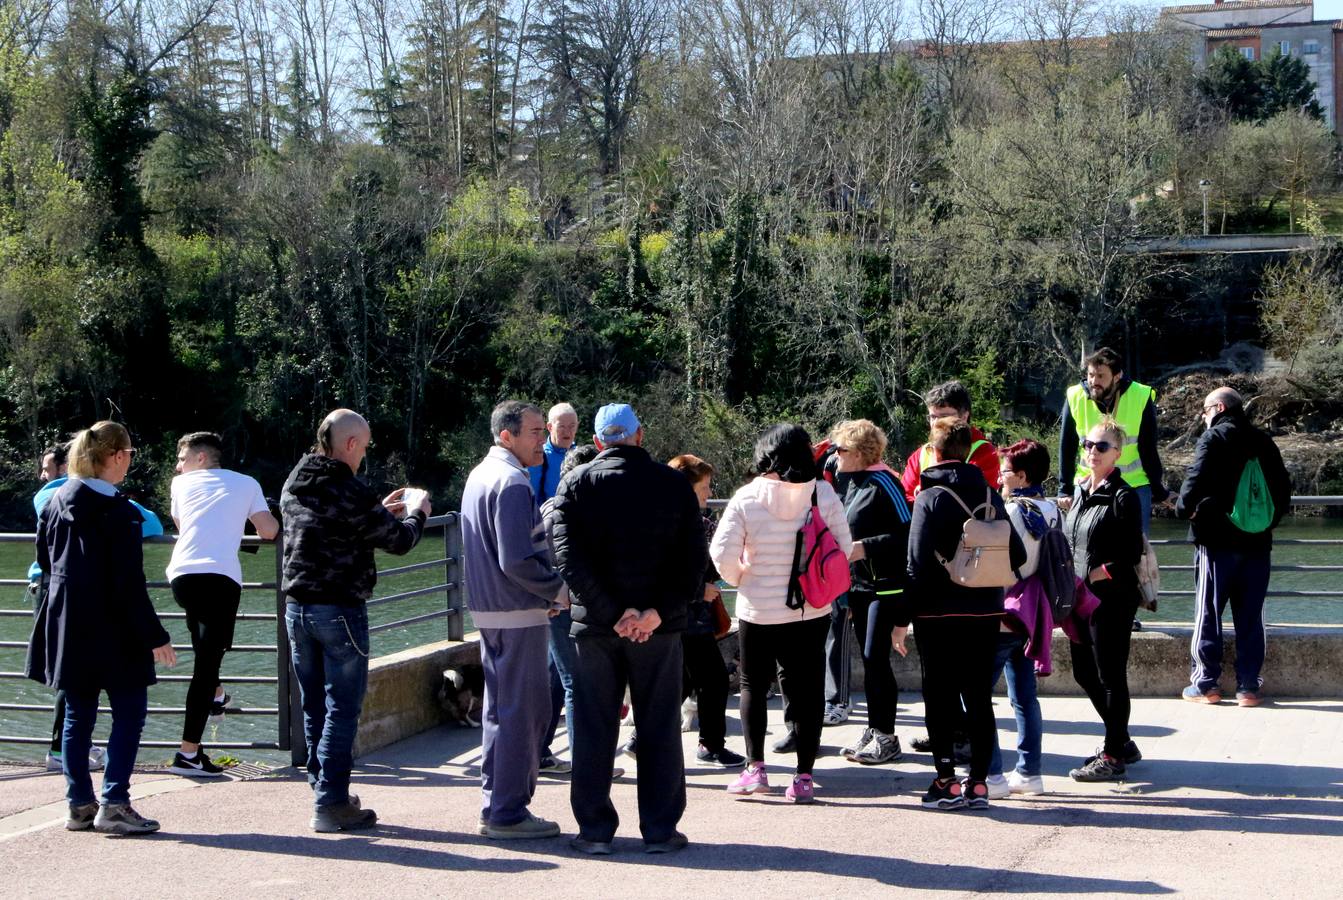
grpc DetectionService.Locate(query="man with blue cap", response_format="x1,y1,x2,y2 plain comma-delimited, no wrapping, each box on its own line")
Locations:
551,403,707,855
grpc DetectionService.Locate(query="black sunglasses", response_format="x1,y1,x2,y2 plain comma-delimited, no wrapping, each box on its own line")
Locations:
1082,439,1115,453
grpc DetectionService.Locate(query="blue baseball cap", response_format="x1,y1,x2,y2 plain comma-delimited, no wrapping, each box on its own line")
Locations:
593,403,641,443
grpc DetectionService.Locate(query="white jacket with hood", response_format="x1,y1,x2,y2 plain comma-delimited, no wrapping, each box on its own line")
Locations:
709,476,853,625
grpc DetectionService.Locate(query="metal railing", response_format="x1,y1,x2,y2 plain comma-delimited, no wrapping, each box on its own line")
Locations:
707,495,1343,609
0,513,463,765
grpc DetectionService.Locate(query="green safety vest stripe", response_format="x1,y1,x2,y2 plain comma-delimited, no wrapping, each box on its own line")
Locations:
1067,381,1154,488
918,439,989,471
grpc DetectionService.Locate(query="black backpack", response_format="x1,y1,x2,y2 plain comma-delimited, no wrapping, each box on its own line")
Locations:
1017,500,1076,622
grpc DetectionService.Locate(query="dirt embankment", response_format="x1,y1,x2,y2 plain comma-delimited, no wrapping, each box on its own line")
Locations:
1155,370,1343,500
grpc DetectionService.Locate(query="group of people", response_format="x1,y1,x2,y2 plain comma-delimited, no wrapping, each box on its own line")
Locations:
20,344,1292,844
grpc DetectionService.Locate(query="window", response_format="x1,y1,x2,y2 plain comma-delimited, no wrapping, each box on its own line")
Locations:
1241,46,1256,61
1279,40,1291,56
1304,40,1320,54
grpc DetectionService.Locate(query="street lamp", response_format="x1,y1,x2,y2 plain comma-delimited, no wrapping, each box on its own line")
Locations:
1198,178,1213,236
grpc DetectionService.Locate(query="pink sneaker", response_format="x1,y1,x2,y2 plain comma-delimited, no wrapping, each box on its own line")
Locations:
785,774,815,804
726,763,770,795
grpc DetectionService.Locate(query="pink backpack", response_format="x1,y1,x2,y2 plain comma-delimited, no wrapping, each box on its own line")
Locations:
786,487,852,610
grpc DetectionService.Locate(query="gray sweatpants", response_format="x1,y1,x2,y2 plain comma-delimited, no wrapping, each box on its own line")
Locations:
480,624,551,827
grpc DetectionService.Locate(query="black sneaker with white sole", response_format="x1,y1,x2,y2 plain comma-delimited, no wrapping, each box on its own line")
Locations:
209,693,231,718
169,750,227,778
696,744,747,768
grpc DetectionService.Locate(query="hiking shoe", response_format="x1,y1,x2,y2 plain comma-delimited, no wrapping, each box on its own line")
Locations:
852,733,902,765
841,727,876,760
726,764,770,795
696,745,746,768
771,728,797,753
985,774,1011,800
1236,690,1262,707
169,750,227,778
66,801,98,831
1084,740,1142,767
209,693,232,717
1007,772,1046,795
644,831,688,854
94,803,160,835
822,703,850,726
539,755,572,774
1182,684,1222,704
921,777,965,810
964,779,990,810
485,813,560,840
571,835,614,855
1070,754,1126,782
785,774,815,804
312,801,377,833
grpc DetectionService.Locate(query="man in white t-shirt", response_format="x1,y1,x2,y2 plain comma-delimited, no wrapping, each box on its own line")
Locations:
166,432,280,778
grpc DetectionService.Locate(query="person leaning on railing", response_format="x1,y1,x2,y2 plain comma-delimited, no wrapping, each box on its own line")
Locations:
24,421,178,835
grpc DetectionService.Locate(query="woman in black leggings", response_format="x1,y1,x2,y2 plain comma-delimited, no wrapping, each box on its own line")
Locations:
1064,417,1146,782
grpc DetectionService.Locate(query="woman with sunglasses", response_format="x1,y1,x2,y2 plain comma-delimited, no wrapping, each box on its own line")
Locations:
1064,417,1145,782
26,421,177,833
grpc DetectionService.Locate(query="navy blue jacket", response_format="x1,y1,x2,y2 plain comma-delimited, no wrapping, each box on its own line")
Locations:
25,480,171,692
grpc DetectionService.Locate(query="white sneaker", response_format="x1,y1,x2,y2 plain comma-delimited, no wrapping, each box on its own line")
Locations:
851,733,903,765
821,703,850,726
1007,771,1046,795
45,751,62,772
986,773,1011,800
841,727,876,760
88,746,107,771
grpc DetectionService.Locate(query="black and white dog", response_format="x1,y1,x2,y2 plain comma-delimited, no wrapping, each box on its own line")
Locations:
438,665,485,727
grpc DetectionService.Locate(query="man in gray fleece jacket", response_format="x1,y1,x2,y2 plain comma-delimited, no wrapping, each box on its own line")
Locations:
461,400,568,840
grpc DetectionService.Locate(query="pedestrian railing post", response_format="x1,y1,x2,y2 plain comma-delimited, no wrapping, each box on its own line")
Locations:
446,513,465,642
272,531,304,766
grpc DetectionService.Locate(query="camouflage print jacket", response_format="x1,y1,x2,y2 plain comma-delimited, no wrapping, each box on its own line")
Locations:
280,454,425,607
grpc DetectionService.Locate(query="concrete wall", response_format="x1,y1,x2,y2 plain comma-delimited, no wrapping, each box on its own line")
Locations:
354,636,482,757
351,624,1340,757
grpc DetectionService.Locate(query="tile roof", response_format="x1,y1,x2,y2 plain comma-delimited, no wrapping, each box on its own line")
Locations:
1163,1,1310,13
1204,27,1262,37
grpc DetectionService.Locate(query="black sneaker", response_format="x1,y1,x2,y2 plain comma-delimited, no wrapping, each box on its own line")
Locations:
921,777,965,810
771,728,797,754
620,738,638,759
1070,754,1126,782
963,778,990,810
312,801,378,833
696,744,747,768
209,693,231,717
169,750,227,778
1083,740,1142,767
911,734,933,753
911,734,971,763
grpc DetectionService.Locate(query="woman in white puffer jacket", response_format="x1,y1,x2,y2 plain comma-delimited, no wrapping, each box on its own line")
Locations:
710,424,852,804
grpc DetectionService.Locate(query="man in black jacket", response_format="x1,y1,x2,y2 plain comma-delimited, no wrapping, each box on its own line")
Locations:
1177,388,1292,707
551,403,705,855
280,409,430,832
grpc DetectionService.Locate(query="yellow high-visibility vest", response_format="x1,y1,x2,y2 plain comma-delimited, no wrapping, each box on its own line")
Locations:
918,440,989,471
1066,381,1155,487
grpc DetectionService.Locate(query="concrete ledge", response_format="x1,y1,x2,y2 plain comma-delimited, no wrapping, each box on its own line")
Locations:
826,624,1343,699
355,637,481,757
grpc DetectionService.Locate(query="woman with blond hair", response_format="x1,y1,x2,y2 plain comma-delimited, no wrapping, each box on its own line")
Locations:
1064,416,1145,782
828,419,911,766
26,421,176,834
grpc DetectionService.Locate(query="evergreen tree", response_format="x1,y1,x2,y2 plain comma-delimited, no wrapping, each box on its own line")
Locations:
1260,49,1324,121
1198,46,1263,121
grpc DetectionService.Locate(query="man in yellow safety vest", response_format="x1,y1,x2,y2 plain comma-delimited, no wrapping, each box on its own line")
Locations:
1058,347,1169,533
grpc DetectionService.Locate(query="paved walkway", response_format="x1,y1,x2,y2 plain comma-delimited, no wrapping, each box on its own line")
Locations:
2,695,1342,898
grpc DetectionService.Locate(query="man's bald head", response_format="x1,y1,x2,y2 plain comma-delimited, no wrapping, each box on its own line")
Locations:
1201,387,1243,428
317,408,372,473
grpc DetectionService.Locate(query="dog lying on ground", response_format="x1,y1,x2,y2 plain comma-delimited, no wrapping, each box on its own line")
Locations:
438,665,484,727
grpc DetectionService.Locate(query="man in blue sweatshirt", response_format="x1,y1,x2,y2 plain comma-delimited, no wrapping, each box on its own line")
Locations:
461,400,568,840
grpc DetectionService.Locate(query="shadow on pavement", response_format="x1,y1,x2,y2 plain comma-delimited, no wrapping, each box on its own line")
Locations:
167,825,559,873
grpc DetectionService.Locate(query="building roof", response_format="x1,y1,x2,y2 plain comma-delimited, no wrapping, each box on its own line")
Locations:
1204,27,1262,37
1163,1,1310,13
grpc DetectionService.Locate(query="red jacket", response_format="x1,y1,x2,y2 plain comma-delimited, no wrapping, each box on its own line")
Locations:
900,425,1001,503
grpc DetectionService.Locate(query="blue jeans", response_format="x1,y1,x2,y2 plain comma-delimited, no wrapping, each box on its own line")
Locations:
285,603,369,808
987,631,1042,778
63,684,147,806
541,610,577,758
1133,484,1152,536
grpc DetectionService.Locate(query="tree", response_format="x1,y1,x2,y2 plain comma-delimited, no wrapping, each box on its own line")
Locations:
1198,45,1263,121
1262,109,1335,233
1259,48,1323,121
